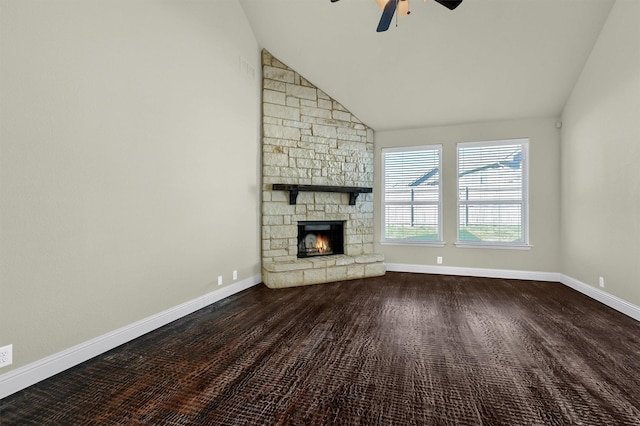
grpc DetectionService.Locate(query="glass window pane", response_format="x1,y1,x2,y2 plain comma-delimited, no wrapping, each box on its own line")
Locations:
383,146,441,243
458,204,523,243
457,139,528,246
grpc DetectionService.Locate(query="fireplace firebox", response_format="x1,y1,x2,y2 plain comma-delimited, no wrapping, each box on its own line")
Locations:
297,221,344,258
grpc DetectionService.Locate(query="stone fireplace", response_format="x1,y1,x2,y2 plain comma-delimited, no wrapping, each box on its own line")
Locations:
261,50,385,288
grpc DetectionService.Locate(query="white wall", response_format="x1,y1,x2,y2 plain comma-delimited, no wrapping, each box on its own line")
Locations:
0,0,261,373
560,0,640,306
375,118,561,274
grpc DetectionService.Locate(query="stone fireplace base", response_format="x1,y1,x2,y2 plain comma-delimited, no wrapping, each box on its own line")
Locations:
263,253,385,289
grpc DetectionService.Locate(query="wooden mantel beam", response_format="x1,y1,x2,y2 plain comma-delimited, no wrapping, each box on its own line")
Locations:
272,184,373,205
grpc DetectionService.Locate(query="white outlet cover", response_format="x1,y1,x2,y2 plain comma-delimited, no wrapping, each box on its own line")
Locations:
0,344,13,367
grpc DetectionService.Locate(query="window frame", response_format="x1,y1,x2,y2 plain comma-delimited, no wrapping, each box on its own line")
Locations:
456,138,530,249
381,144,444,246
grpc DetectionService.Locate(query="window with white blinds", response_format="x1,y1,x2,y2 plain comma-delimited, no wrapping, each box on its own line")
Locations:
382,145,442,244
457,139,529,247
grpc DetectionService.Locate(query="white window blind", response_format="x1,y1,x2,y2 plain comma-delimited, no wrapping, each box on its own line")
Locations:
457,139,529,246
382,146,442,243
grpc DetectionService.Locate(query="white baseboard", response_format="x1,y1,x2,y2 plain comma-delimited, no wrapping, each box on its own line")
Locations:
385,262,561,282
559,274,640,322
385,263,640,322
0,275,262,400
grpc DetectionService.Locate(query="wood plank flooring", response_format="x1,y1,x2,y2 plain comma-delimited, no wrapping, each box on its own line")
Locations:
2,272,640,425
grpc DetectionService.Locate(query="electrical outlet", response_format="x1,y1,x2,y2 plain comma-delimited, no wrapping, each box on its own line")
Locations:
599,276,605,288
0,344,13,368
217,275,223,286
437,256,443,265
233,270,238,281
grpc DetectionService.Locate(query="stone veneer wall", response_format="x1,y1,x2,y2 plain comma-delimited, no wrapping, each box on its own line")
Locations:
261,50,385,288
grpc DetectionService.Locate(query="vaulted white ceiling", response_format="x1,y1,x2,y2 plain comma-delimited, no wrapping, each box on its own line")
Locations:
239,0,614,131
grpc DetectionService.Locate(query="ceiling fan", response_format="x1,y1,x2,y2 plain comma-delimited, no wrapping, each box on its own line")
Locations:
330,0,463,32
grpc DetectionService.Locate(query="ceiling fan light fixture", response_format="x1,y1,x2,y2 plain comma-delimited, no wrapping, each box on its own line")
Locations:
398,0,410,16
377,0,410,16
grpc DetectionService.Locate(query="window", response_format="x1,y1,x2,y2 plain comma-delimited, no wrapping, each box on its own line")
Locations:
457,139,529,247
382,145,442,244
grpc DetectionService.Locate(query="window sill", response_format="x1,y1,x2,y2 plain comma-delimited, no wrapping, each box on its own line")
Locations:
455,242,532,250
381,240,446,247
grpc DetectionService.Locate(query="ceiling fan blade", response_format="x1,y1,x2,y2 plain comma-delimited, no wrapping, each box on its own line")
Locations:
377,0,398,32
330,0,340,2
433,0,463,10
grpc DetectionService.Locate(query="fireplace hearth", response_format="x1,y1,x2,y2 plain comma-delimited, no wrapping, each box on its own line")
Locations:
297,221,344,258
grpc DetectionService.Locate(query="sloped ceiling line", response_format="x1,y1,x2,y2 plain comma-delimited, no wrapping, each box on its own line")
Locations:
240,0,614,130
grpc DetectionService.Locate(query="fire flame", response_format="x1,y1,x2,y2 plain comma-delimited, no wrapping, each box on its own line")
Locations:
315,234,329,254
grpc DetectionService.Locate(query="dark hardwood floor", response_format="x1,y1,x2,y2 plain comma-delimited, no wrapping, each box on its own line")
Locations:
2,272,640,425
